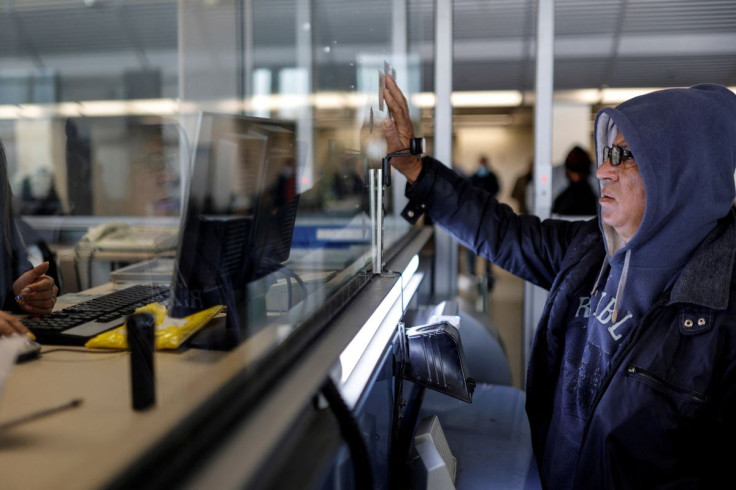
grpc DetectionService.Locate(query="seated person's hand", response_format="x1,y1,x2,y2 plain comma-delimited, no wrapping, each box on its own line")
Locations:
0,310,33,338
13,262,58,316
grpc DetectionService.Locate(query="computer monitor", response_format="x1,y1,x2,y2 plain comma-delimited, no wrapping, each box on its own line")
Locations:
168,111,299,349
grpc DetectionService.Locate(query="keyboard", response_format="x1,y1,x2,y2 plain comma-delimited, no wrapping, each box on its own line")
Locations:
23,284,170,346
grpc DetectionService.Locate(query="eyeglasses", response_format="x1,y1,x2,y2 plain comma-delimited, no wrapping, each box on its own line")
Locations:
135,150,177,171
602,145,635,166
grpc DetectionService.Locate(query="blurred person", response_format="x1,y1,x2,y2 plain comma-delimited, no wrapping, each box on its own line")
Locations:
470,155,500,196
511,160,533,214
552,145,598,216
467,155,500,293
383,75,736,489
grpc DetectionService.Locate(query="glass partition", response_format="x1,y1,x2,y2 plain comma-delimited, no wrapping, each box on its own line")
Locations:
0,0,422,396
172,0,420,355
3,115,182,218
0,1,428,488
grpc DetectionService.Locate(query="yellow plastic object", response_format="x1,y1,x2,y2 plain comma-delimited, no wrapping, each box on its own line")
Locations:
84,302,224,350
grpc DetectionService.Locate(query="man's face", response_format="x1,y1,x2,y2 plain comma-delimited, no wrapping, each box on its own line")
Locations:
595,131,646,243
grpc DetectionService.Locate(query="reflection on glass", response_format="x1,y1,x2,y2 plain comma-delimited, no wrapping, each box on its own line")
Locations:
170,112,299,350
6,116,182,219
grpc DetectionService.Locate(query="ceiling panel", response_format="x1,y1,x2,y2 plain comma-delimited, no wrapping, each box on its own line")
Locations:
0,0,734,96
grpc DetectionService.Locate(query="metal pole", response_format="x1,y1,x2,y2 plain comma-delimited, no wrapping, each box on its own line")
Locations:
524,0,555,390
433,0,457,300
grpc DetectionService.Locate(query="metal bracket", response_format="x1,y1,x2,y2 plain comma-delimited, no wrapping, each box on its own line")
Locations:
369,168,384,275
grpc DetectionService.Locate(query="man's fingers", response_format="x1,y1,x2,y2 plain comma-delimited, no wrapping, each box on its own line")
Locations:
385,75,408,112
383,77,414,139
383,118,402,149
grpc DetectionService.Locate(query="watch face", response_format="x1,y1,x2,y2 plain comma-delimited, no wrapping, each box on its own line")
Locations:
410,137,424,155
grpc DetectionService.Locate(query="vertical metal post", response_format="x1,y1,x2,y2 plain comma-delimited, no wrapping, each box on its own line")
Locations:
369,168,384,275
391,0,409,217
295,0,314,191
240,0,254,103
533,0,554,221
433,0,457,299
523,0,555,389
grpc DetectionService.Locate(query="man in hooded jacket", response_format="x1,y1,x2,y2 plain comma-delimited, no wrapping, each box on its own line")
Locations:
382,75,736,489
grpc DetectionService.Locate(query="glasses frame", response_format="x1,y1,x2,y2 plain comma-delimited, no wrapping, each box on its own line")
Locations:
603,145,634,166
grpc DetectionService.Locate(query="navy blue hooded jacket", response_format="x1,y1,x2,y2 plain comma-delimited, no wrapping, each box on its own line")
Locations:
400,84,736,489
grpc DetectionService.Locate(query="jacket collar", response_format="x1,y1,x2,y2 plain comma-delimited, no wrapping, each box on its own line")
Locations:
668,208,736,309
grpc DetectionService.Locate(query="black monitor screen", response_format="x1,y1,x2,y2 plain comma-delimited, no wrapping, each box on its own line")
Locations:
169,112,298,348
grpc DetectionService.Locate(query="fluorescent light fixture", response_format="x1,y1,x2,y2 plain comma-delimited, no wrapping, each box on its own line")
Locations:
80,100,130,116
55,102,83,117
600,88,655,105
412,90,522,108
312,92,348,109
0,86,732,121
411,92,436,108
347,93,369,107
597,86,736,105
244,94,277,112
279,94,310,110
18,104,53,119
215,98,246,113
453,114,513,126
553,89,602,105
128,98,179,115
0,105,19,119
452,90,523,107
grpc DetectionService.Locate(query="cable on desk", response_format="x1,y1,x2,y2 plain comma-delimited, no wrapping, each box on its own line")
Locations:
87,247,96,289
0,398,83,431
277,267,308,309
73,243,83,292
320,377,374,490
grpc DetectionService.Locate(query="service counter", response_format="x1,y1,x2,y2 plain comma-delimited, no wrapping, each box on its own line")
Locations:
0,226,538,489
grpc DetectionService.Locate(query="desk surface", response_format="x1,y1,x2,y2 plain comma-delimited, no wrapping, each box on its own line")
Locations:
0,283,286,490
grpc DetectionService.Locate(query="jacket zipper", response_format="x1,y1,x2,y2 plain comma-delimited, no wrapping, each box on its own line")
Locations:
625,366,706,403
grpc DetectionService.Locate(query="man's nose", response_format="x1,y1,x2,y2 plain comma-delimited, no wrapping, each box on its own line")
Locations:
596,159,617,181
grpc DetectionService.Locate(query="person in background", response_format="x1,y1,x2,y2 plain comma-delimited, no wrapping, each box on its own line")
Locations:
383,74,736,489
470,155,500,196
511,160,533,214
0,142,58,337
467,155,500,293
552,145,598,216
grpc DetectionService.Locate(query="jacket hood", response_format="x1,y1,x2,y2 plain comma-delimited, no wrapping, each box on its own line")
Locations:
594,84,736,259
593,83,736,321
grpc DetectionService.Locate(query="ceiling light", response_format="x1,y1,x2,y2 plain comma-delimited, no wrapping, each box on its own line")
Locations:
452,90,523,107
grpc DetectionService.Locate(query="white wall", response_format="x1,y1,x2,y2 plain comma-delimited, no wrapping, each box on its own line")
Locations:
454,125,534,211
551,102,594,198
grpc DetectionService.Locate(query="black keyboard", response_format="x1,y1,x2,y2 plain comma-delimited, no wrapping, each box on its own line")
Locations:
23,284,170,346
